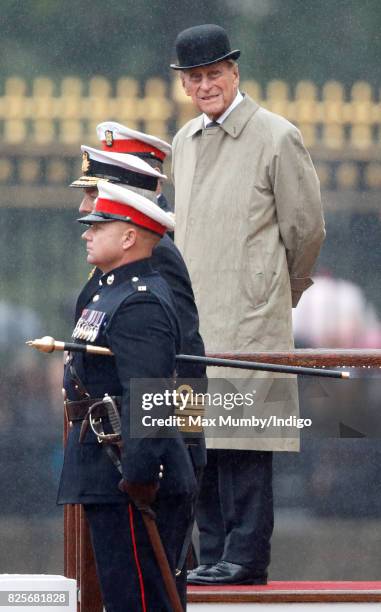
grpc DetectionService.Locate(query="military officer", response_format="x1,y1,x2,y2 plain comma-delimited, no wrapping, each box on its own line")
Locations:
69,143,207,589
70,140,206,384
58,181,197,611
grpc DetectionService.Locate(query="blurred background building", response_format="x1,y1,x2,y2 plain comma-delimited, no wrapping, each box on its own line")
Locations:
1,0,381,582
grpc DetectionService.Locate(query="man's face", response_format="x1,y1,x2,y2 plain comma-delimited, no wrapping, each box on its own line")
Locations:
181,60,239,120
82,221,131,273
79,187,98,214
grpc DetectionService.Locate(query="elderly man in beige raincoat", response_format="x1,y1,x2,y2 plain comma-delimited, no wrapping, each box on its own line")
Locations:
171,24,325,586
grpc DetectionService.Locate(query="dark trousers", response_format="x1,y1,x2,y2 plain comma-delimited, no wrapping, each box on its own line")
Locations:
196,449,274,571
85,495,191,612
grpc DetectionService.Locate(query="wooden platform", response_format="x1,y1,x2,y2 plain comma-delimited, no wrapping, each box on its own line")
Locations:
188,581,381,603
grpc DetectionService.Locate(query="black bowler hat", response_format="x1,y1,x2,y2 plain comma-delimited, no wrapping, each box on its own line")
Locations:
170,24,240,70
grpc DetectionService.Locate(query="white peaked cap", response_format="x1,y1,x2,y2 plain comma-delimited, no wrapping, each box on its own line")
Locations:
96,121,172,159
81,145,166,178
78,179,175,237
70,145,166,189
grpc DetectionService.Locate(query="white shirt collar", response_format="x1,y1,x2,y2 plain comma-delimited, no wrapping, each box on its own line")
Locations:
203,91,243,127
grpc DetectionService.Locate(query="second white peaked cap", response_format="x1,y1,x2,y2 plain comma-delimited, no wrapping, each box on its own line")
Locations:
70,145,167,189
96,121,172,160
78,180,175,237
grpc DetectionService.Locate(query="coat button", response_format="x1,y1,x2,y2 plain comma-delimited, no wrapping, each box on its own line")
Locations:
107,274,114,285
132,276,139,282
93,295,99,302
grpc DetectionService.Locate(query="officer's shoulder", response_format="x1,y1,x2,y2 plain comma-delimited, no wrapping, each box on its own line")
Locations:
153,236,190,276
110,281,174,336
121,273,178,328
154,234,182,260
123,271,163,297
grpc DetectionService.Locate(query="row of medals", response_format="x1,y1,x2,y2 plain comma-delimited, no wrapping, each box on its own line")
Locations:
72,308,107,343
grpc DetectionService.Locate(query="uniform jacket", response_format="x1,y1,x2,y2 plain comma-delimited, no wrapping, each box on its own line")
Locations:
58,258,197,505
172,94,325,452
156,193,175,240
74,235,207,468
156,192,172,212
75,235,205,377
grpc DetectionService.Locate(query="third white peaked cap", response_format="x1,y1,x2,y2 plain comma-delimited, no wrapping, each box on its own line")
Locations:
96,121,172,159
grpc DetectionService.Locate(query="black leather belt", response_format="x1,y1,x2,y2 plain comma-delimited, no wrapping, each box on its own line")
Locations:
65,397,121,421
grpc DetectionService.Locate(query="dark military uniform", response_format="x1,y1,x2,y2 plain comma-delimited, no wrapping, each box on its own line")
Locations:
75,233,207,472
156,194,174,240
58,258,197,611
156,192,172,213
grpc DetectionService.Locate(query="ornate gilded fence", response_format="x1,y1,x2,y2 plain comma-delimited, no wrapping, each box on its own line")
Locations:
1,76,381,148
1,76,381,214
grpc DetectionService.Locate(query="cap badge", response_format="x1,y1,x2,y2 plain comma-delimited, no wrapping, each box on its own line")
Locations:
81,151,90,173
105,130,114,147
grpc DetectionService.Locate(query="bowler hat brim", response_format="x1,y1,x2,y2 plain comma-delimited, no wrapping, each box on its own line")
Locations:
170,49,240,70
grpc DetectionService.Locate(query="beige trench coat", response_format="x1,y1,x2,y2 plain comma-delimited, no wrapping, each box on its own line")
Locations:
172,95,325,451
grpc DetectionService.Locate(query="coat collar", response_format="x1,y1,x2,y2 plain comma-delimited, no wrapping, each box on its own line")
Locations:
99,258,155,287
185,94,260,139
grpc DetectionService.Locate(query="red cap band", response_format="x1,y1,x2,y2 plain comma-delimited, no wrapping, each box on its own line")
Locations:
95,197,166,236
101,139,166,161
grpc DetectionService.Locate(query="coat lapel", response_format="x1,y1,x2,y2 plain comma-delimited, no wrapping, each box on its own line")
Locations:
220,94,260,138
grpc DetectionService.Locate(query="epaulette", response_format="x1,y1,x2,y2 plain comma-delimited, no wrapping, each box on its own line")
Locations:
130,275,148,293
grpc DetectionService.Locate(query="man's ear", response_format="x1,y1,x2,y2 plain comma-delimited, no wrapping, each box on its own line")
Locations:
122,227,137,250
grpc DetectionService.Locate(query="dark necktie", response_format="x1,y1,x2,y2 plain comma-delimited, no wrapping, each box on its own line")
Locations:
205,121,219,128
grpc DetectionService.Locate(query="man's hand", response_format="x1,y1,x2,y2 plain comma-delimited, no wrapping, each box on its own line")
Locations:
118,479,159,506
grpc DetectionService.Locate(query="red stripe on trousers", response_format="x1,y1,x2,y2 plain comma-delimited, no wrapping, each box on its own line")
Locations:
129,503,147,612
